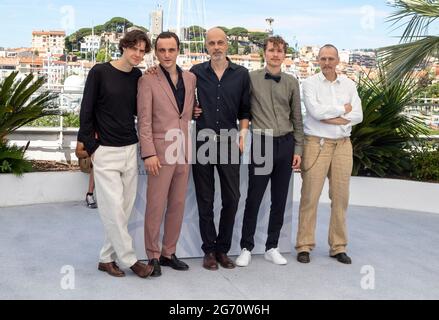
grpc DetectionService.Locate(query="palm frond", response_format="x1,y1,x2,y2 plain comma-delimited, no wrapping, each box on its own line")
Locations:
379,36,439,81
352,65,430,177
388,0,439,42
0,72,59,141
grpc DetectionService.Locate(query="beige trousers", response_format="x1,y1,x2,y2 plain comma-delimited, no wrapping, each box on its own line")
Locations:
296,136,353,256
92,144,138,268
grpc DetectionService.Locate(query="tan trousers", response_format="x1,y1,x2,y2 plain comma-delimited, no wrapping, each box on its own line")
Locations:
144,164,190,259
296,136,353,256
93,144,138,268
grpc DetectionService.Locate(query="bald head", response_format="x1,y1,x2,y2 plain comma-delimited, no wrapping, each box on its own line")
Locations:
206,27,227,42
205,27,229,63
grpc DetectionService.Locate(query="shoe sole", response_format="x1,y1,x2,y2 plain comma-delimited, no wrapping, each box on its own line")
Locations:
236,258,251,267
159,260,189,271
330,255,352,264
236,263,249,267
203,264,219,271
264,255,287,265
297,258,310,264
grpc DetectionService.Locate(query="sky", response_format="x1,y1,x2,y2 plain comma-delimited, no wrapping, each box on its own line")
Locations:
0,0,422,50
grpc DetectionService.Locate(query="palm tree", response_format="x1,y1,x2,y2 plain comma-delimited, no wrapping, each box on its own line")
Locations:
379,0,439,81
0,72,59,141
0,72,59,175
352,67,429,177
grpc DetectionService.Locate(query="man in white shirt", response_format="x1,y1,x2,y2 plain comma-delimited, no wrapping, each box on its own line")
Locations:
295,44,363,264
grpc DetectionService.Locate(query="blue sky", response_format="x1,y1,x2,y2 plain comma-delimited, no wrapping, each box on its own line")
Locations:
0,0,412,49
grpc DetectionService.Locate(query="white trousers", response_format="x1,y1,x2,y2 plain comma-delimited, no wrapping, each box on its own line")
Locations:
92,143,138,268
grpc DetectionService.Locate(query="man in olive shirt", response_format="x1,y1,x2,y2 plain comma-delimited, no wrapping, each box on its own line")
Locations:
236,36,304,267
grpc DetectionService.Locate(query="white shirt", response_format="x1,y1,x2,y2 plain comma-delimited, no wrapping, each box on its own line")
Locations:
302,72,363,139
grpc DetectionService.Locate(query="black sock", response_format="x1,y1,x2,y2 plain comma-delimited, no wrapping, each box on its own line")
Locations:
87,192,93,196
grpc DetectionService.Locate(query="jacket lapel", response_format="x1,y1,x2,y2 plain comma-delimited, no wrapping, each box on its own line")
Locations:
157,67,180,114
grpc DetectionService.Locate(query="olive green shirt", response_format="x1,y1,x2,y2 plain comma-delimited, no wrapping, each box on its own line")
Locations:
249,68,304,156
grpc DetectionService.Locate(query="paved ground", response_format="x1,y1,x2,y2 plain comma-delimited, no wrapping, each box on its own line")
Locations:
0,202,438,300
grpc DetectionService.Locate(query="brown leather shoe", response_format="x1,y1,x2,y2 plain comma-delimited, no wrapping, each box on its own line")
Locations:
203,252,218,271
98,262,126,277
216,252,235,269
130,261,154,278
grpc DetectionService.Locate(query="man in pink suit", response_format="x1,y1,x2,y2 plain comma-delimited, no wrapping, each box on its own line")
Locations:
137,32,196,277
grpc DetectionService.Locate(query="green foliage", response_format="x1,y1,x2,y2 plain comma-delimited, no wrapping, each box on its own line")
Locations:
217,26,229,34
104,17,133,33
410,142,439,182
26,112,79,128
287,47,296,55
248,31,268,44
65,17,148,54
0,72,59,141
228,41,239,55
0,142,32,176
227,27,248,37
134,26,148,33
418,82,439,98
27,115,60,127
379,0,439,81
96,48,111,62
62,112,80,127
352,67,430,177
0,72,59,175
184,25,206,39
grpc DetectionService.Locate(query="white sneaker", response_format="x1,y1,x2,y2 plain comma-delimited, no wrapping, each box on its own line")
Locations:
236,248,251,267
264,248,287,265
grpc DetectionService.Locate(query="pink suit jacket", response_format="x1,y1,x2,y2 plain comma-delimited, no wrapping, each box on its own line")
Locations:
137,67,196,165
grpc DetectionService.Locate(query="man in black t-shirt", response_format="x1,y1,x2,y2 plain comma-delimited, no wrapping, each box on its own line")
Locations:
78,30,154,279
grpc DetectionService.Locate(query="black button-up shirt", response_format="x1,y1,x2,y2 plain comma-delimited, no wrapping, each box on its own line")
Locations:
190,59,251,133
160,64,185,114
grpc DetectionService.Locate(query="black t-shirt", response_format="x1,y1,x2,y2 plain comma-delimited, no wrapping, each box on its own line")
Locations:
78,62,142,155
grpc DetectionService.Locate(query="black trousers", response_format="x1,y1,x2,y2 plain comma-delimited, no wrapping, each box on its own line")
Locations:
240,133,295,251
193,138,241,254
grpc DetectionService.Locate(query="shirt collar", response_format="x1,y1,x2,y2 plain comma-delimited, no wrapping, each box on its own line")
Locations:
205,57,238,71
318,72,341,84
159,64,183,77
264,67,282,76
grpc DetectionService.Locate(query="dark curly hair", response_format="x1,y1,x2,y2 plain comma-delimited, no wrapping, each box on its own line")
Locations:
119,30,152,55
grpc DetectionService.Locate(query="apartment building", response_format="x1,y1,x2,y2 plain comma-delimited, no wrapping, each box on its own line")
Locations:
32,30,66,55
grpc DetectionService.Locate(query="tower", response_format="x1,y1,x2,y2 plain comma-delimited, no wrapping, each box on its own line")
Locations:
150,5,164,40
265,18,274,36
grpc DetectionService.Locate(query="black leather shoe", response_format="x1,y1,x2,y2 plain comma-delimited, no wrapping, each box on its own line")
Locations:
330,252,352,264
297,252,310,264
159,254,189,271
148,258,162,277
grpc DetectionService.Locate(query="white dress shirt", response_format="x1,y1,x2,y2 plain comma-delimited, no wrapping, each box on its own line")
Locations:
302,72,363,139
